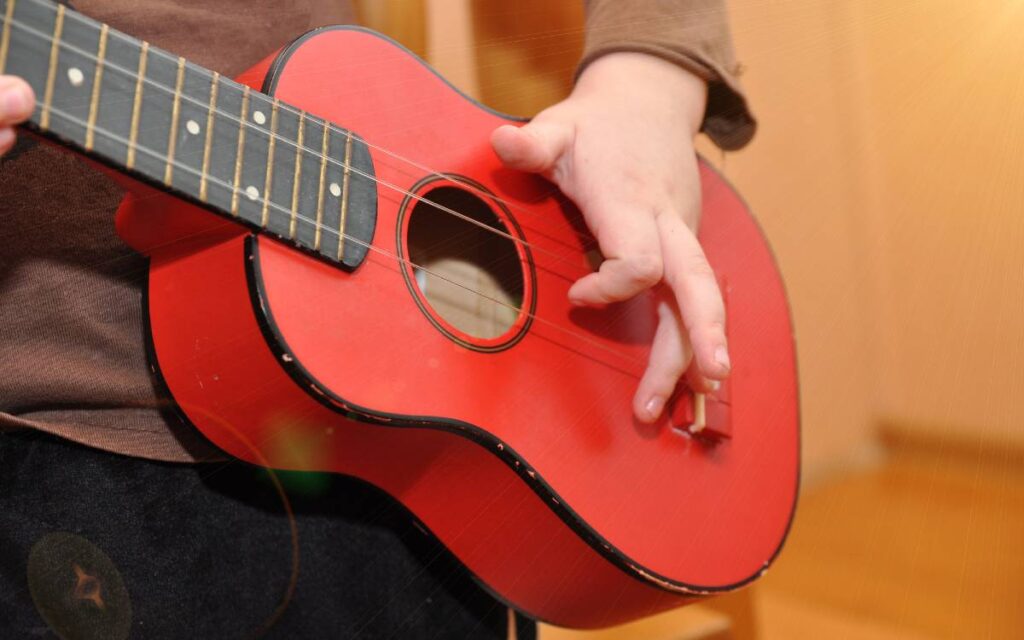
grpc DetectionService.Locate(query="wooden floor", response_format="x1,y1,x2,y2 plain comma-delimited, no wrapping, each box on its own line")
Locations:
541,441,1024,639
756,443,1024,639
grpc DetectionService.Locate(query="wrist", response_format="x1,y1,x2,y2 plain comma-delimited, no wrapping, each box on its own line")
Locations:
574,52,708,136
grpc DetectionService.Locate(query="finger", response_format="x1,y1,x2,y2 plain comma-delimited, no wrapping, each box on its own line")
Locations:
490,121,573,176
657,213,730,380
0,128,14,155
633,298,692,423
568,204,663,306
0,76,35,126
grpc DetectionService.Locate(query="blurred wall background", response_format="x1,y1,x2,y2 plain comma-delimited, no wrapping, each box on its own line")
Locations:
713,0,1024,474
854,0,1024,451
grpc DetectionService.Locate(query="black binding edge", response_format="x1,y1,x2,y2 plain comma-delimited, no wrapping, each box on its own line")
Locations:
245,24,802,596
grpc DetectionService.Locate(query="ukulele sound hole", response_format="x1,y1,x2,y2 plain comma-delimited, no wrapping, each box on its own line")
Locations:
406,186,525,341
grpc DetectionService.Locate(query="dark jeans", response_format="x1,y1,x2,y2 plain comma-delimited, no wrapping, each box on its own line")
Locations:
0,430,536,639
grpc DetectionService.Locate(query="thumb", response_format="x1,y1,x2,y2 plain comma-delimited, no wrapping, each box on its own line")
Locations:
491,121,572,176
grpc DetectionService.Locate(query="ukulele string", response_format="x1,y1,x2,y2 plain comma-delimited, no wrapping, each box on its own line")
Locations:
7,5,650,373
6,4,599,274
36,99,649,374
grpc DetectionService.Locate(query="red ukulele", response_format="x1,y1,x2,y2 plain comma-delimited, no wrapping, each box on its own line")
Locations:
5,0,799,628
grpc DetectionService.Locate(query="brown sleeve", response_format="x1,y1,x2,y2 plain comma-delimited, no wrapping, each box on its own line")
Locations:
578,0,756,150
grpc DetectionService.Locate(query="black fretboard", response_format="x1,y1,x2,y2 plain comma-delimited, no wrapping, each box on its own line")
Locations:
1,0,377,268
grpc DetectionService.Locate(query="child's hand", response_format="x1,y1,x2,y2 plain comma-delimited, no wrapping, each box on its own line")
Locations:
0,76,34,156
491,52,729,424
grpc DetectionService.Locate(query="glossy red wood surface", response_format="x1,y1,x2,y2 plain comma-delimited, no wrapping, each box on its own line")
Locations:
120,27,799,627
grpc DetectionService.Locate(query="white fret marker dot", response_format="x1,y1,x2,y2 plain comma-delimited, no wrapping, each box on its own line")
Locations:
329,183,341,197
252,110,267,125
245,186,260,201
186,120,200,135
67,67,84,87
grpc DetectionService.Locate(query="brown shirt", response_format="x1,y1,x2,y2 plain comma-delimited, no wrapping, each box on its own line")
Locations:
582,0,755,150
0,0,753,462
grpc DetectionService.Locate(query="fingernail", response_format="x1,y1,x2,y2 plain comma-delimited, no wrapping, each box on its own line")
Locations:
714,346,731,372
2,85,30,119
0,128,13,149
645,395,665,420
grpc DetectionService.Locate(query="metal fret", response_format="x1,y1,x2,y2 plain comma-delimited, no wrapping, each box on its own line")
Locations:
199,71,219,201
0,0,16,73
260,99,280,227
201,77,243,216
126,41,148,170
230,85,250,216
314,122,330,251
89,19,137,163
37,2,100,146
38,2,64,131
289,111,305,239
161,62,211,198
84,23,107,151
236,91,275,228
338,129,354,261
163,56,185,185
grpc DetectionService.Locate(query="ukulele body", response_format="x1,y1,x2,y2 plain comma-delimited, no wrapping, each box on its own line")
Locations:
116,27,799,628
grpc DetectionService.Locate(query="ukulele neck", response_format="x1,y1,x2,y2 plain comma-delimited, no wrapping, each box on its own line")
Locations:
0,0,377,269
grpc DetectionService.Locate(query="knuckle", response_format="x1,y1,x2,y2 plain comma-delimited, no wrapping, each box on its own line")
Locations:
684,254,716,280
624,253,663,287
656,362,687,390
662,356,687,381
688,316,725,339
651,194,684,218
701,320,727,339
551,157,573,186
647,360,684,392
619,167,647,189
